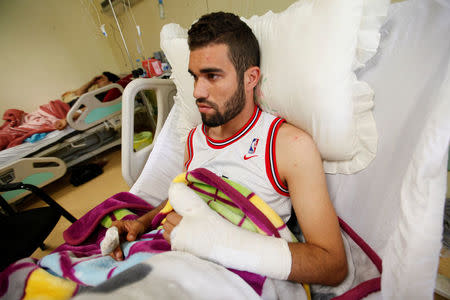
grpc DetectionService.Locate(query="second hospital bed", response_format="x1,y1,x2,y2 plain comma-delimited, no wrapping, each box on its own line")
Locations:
0,81,126,205
0,74,176,206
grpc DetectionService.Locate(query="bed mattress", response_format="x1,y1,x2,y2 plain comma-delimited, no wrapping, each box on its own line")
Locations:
0,127,75,169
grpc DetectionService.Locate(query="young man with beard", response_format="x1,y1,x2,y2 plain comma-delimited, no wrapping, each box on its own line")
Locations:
111,12,347,286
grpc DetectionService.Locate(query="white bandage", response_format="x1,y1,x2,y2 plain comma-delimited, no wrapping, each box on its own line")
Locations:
100,226,120,256
169,182,292,280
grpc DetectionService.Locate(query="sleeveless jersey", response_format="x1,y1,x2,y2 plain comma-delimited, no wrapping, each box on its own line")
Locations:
185,106,292,222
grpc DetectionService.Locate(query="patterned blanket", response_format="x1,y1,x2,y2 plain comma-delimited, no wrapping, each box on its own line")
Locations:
0,169,307,299
0,168,381,300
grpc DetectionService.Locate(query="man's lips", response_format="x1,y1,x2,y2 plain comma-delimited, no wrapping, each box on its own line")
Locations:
197,104,213,113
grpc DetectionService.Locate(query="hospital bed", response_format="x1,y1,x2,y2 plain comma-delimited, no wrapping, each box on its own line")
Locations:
0,82,125,205
123,0,449,299
0,0,448,299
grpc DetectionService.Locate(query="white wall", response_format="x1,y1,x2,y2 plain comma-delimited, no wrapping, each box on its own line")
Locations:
98,0,299,72
0,0,404,114
0,0,120,113
98,0,404,74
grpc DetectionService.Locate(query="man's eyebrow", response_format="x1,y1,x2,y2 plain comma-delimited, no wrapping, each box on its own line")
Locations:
199,68,224,74
188,68,224,76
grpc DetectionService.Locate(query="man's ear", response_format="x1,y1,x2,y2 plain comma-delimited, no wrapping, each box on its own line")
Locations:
244,66,261,92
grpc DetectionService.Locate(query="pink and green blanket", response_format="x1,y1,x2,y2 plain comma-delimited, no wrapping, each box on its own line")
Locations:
0,168,381,300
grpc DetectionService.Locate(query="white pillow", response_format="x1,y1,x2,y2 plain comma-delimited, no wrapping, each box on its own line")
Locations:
160,0,389,174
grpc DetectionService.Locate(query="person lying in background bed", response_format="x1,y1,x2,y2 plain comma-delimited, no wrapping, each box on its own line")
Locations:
110,12,348,287
57,71,126,129
0,72,123,150
61,71,120,107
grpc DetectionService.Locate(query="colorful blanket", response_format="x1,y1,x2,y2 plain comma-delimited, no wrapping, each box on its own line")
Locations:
0,168,381,300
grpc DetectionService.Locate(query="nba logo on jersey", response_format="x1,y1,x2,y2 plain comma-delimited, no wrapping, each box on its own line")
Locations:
248,138,259,154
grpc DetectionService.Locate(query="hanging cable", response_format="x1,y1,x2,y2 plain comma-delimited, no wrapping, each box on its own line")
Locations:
123,0,146,60
88,0,108,37
158,0,165,19
109,24,129,68
108,0,134,71
79,0,102,38
89,0,102,25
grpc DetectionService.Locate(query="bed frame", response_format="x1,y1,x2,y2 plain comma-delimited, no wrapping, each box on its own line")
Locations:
0,83,125,205
121,78,176,187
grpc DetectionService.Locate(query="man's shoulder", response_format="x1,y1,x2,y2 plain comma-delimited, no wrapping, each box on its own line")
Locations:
275,122,324,183
278,122,312,141
277,122,318,154
258,110,314,149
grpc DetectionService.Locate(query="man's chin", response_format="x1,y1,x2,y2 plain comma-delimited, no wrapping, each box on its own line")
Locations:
201,114,222,128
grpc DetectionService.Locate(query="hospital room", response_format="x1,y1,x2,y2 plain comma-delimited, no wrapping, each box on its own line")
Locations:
0,0,449,299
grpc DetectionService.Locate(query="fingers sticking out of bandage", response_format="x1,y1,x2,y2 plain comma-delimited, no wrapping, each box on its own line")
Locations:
100,226,120,256
168,182,292,280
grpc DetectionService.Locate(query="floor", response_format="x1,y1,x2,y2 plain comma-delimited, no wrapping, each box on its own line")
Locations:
12,147,449,299
16,146,129,259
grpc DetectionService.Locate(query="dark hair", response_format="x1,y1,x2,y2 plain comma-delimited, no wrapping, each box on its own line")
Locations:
103,71,120,83
188,12,260,81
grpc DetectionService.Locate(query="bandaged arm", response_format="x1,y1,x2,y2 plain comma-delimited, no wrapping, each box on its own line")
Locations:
169,182,292,280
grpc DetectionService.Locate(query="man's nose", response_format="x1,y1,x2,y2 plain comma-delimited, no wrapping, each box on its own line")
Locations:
193,79,208,100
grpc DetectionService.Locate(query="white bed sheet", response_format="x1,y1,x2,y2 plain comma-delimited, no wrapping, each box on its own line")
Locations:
326,0,450,298
0,126,75,169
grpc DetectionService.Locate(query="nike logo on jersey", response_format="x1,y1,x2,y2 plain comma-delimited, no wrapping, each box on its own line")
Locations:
243,154,258,160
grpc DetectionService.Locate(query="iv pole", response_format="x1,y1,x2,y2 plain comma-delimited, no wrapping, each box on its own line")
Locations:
108,0,134,69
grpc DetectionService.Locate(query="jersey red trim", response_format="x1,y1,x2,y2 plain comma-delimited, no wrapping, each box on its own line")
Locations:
265,118,289,196
202,106,262,149
184,127,196,170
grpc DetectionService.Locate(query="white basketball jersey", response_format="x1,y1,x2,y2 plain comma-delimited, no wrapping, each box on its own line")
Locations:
185,107,292,222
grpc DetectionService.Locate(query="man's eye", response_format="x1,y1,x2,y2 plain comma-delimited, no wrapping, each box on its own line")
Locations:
208,74,219,80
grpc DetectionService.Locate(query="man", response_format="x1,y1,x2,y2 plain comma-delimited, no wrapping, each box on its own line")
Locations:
111,12,347,286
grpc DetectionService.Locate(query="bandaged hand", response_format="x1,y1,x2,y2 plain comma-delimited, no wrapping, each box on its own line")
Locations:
104,219,146,260
100,226,119,256
168,182,292,280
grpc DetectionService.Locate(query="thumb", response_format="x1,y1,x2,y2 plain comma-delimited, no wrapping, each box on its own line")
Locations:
125,222,141,241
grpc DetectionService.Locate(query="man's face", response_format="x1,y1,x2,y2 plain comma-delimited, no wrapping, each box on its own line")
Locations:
188,44,245,127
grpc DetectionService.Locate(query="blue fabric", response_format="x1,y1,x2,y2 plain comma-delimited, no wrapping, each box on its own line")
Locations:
25,132,49,143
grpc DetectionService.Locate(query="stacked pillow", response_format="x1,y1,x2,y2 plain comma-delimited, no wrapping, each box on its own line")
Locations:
160,0,389,174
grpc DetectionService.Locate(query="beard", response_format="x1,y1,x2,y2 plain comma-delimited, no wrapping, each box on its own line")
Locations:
196,80,246,128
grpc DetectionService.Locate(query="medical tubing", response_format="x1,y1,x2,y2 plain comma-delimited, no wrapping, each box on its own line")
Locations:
108,0,134,69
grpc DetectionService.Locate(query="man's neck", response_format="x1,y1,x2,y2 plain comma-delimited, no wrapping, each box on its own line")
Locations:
205,102,256,140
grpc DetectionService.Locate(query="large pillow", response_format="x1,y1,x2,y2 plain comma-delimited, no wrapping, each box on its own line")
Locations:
160,0,389,174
